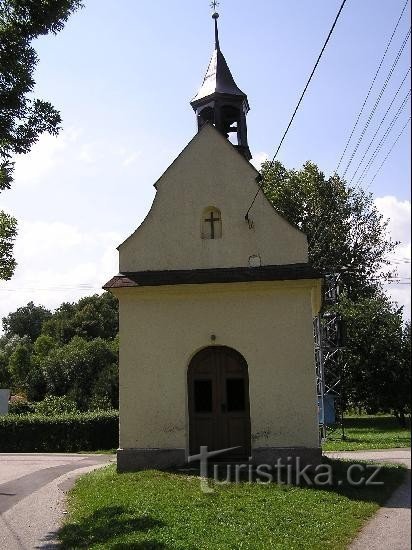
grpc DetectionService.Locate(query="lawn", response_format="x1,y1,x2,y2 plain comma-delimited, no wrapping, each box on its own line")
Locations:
59,460,405,550
322,415,411,451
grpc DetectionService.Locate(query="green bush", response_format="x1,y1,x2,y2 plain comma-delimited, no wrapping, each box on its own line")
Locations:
88,394,113,412
8,399,35,415
33,395,78,416
0,411,118,452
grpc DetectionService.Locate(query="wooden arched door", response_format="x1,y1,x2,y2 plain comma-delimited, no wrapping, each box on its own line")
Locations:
188,346,251,459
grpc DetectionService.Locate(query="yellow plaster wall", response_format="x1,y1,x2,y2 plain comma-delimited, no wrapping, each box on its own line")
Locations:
119,124,308,272
114,279,321,453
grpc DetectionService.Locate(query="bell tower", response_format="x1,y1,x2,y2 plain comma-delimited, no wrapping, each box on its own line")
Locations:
190,7,252,161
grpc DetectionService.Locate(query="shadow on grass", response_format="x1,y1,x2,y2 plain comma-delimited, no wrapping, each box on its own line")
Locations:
59,506,165,549
341,416,411,432
175,458,407,507
319,458,407,507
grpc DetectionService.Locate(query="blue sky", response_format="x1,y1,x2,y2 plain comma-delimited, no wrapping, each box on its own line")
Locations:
1,0,411,323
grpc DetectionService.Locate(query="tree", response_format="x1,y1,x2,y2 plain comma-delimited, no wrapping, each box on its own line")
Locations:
42,292,118,344
40,302,76,343
338,294,410,423
260,160,407,419
261,161,396,299
1,293,118,405
41,336,118,409
0,0,83,279
0,333,31,383
9,341,32,389
0,213,17,279
0,347,12,388
26,334,56,400
25,360,47,401
33,334,56,357
2,301,52,340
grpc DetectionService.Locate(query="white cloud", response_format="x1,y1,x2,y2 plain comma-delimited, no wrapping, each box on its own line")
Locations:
79,141,102,164
79,141,141,168
12,128,141,188
375,195,411,320
375,196,411,244
13,131,71,187
121,151,140,167
16,221,84,258
251,152,269,170
0,220,120,329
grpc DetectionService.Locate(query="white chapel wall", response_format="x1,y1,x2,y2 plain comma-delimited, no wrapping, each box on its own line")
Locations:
116,279,320,453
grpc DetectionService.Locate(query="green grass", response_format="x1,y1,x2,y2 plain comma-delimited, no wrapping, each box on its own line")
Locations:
322,415,411,451
59,460,405,550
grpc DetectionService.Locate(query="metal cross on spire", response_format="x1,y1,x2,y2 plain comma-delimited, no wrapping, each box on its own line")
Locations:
210,0,220,49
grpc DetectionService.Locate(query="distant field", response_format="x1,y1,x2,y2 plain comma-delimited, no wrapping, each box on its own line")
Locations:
322,414,411,451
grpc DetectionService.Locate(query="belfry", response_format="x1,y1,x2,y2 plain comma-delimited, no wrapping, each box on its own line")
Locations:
191,10,251,160
105,7,323,472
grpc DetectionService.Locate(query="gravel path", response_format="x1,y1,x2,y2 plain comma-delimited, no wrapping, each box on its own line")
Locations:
0,453,114,549
324,448,411,550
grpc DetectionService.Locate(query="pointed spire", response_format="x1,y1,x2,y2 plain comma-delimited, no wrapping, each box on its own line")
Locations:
191,7,247,105
213,11,220,50
190,2,252,160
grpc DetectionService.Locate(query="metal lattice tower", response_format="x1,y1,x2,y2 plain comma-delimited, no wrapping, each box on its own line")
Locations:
315,273,346,442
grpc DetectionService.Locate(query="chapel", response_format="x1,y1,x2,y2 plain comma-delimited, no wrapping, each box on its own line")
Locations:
104,9,323,471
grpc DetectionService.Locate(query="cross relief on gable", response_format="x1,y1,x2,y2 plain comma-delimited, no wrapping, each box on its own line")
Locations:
201,207,222,239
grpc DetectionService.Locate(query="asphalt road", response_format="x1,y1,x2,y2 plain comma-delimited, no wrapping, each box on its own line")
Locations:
325,448,411,550
0,453,114,549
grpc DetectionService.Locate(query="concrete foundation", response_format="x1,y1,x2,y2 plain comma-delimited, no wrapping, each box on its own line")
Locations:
117,446,322,472
251,447,322,468
117,448,186,472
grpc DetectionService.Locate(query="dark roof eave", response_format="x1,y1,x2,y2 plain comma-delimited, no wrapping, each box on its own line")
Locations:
103,264,323,290
190,91,249,110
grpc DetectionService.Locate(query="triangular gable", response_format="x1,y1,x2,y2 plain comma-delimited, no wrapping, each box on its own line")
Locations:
119,124,308,272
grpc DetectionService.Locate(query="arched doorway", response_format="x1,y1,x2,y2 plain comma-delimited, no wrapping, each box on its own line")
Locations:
188,346,251,458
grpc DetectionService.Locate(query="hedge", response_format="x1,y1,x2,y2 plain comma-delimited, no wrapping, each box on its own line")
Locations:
0,411,118,452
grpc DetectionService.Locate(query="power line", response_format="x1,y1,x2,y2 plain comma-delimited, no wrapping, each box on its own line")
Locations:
310,87,411,252
335,0,409,173
309,118,410,261
245,0,348,221
388,258,412,264
341,27,411,178
344,273,411,284
309,90,411,256
366,116,411,187
385,255,412,263
356,90,411,183
310,93,411,254
349,66,411,184
356,90,411,185
376,276,411,280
